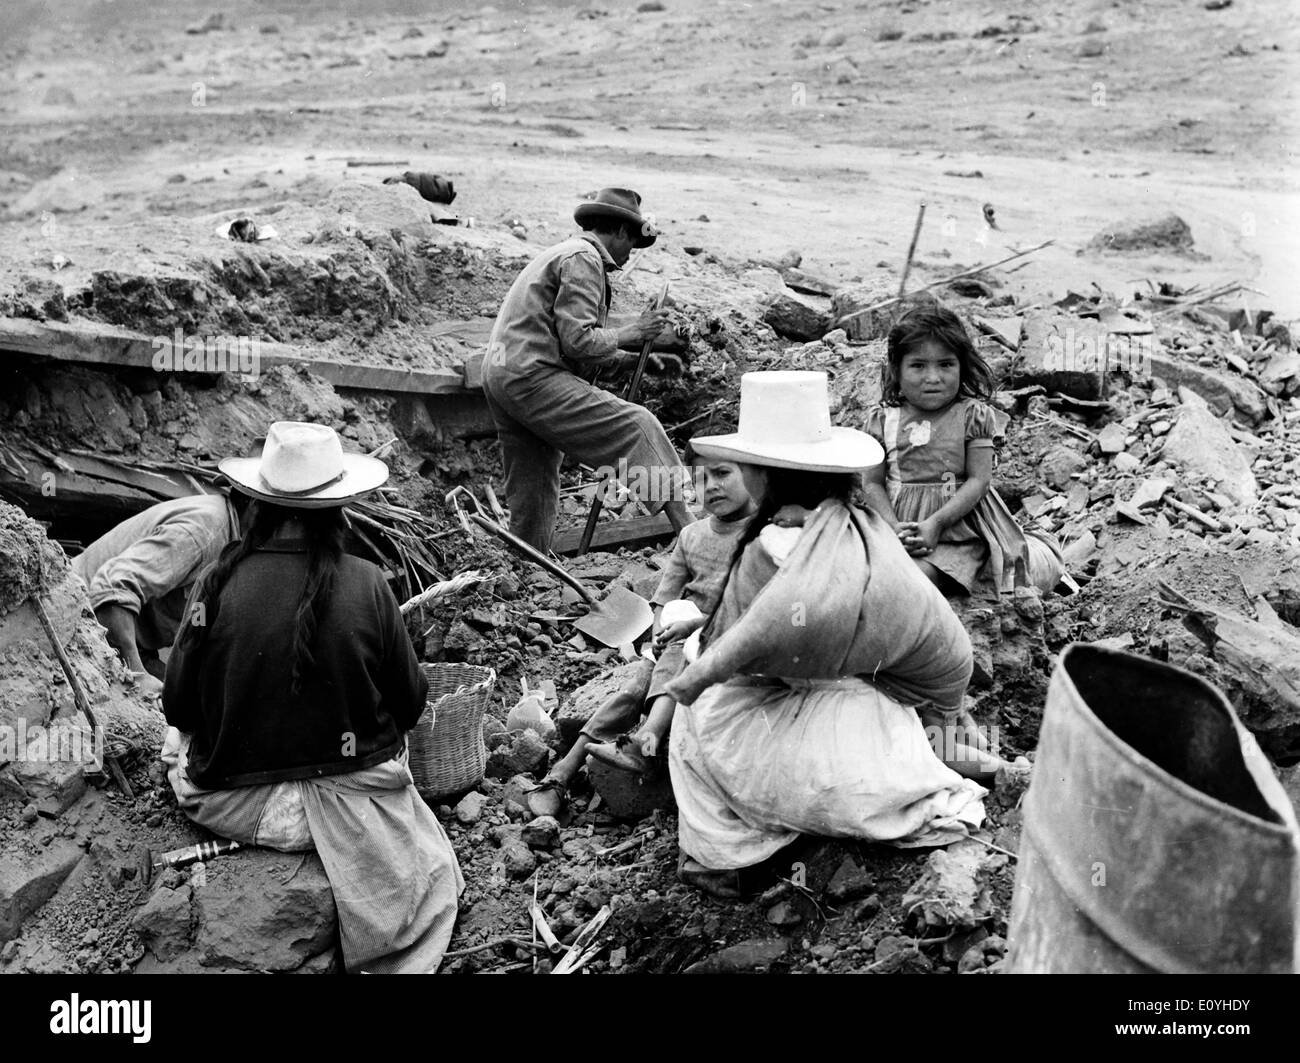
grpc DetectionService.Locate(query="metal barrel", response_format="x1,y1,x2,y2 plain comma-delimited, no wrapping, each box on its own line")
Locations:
1006,643,1300,973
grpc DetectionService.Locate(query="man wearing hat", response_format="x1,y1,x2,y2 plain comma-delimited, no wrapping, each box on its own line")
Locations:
482,187,692,550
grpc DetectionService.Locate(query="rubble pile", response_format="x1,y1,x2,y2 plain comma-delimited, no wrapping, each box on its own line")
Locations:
2,167,1299,975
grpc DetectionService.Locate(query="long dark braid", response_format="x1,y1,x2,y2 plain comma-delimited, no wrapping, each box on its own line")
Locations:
698,466,859,645
176,498,346,697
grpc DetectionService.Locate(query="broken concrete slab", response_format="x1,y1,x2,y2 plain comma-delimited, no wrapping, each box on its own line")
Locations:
1015,312,1107,400
830,285,939,341
0,840,83,942
1147,350,1268,424
1160,389,1258,506
975,316,1024,350
779,266,839,297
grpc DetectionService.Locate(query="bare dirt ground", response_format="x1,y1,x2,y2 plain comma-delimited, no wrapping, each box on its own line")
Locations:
1,0,1298,977
2,0,1297,318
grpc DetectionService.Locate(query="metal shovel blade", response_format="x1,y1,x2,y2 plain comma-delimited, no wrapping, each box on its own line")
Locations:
572,584,653,648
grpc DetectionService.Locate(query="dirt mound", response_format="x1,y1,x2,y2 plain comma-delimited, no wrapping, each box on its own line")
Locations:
0,501,64,613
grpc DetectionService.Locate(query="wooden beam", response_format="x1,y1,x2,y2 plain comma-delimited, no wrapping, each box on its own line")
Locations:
551,512,676,554
0,317,472,396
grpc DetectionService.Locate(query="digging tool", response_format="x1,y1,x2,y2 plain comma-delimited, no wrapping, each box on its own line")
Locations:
32,595,133,797
577,282,671,556
897,201,926,301
446,487,652,648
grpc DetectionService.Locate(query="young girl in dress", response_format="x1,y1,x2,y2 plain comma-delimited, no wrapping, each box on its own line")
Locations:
863,304,1062,597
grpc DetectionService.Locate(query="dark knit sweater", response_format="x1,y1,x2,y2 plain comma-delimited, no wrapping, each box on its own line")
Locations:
162,540,428,789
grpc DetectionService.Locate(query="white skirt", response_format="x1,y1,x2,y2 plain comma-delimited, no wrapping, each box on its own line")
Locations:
668,676,987,870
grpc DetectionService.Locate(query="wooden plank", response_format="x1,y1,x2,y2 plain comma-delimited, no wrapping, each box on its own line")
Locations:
0,317,472,396
551,512,676,555
426,319,495,343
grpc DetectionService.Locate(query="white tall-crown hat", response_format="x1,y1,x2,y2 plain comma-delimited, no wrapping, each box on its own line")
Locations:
691,371,884,472
218,421,388,508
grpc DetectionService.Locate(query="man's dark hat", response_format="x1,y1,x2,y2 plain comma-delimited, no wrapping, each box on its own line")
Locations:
574,188,658,248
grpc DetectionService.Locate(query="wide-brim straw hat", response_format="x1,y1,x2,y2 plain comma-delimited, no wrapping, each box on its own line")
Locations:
574,187,658,248
691,371,884,473
218,421,389,508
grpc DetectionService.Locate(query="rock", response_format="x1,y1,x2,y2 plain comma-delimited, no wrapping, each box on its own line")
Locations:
1259,350,1300,396
185,12,226,34
521,815,560,851
132,884,195,962
1087,213,1194,254
20,803,37,824
193,852,337,971
901,840,1004,933
42,86,76,107
765,900,804,927
8,758,87,815
1097,423,1127,455
763,291,830,342
852,895,881,921
442,619,483,659
585,756,675,820
636,0,666,10
824,857,874,904
555,659,651,744
453,791,487,825
1147,352,1267,423
1077,38,1105,57
494,831,537,878
958,943,988,973
1112,452,1141,473
684,938,787,973
1015,313,1109,400
1038,445,1087,490
1160,390,1258,506
780,266,838,297
0,841,83,942
485,728,549,779
1129,477,1171,509
501,774,538,816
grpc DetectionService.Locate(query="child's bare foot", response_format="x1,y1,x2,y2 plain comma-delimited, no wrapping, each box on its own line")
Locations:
586,731,658,775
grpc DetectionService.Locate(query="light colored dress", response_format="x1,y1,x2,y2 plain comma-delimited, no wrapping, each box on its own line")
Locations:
865,398,1042,594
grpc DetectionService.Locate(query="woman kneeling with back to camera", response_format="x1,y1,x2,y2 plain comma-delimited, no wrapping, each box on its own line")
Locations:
665,372,999,899
161,422,463,973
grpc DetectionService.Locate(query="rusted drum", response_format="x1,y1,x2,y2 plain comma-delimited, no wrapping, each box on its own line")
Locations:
1007,643,1300,973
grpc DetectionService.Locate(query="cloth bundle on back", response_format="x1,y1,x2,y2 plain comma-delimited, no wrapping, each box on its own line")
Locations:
666,500,973,715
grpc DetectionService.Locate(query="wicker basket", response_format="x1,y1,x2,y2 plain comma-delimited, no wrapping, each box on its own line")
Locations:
409,663,496,800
